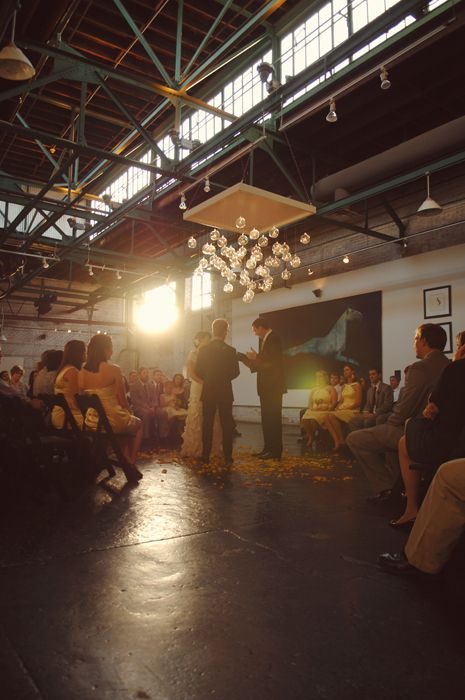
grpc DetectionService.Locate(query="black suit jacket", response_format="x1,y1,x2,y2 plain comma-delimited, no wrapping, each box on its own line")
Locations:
196,339,240,403
253,331,286,398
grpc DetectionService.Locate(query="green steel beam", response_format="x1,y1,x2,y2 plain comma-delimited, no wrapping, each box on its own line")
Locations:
113,0,176,88
179,0,285,88
15,113,71,186
259,141,307,202
97,80,170,166
175,0,184,83
318,215,395,243
181,0,235,81
379,195,406,237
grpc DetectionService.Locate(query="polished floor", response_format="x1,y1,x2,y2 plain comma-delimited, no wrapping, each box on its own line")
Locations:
1,423,464,700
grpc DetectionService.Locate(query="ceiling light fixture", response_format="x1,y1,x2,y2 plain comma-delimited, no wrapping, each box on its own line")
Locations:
342,254,350,264
380,66,391,90
416,171,442,216
257,61,281,94
203,176,211,193
326,98,337,123
116,270,122,280
42,257,49,269
312,288,322,298
179,193,187,210
88,266,94,276
0,11,36,81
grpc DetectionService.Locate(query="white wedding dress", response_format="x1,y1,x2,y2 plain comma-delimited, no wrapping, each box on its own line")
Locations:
181,349,223,458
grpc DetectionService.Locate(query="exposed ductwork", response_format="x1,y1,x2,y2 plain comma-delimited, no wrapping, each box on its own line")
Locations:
312,115,465,203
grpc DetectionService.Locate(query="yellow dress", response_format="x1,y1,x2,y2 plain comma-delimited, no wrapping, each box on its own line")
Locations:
334,382,361,423
84,384,140,434
302,386,333,425
51,365,83,429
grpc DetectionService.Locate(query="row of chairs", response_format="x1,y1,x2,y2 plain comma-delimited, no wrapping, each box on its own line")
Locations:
0,392,134,500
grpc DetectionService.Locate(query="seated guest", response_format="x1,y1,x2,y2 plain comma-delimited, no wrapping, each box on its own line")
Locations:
79,333,143,482
348,368,393,431
392,340,465,527
389,374,401,403
33,349,63,397
51,340,86,429
161,380,188,445
172,373,188,409
346,323,449,503
301,370,337,449
152,368,166,402
330,371,342,402
129,367,159,448
0,369,10,386
322,364,362,452
379,458,465,575
10,365,28,397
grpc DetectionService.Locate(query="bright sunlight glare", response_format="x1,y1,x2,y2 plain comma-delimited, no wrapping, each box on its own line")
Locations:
133,284,178,333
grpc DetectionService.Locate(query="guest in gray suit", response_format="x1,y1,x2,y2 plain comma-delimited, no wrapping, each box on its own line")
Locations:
130,366,169,448
348,368,393,431
346,324,449,502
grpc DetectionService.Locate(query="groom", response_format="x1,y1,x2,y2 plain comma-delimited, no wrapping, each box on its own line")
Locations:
196,318,240,466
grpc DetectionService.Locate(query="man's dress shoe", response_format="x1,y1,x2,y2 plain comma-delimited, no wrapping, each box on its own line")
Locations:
366,489,392,504
252,450,267,457
378,552,419,575
261,452,281,460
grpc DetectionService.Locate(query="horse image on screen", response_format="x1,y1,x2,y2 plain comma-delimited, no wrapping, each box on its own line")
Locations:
263,292,381,389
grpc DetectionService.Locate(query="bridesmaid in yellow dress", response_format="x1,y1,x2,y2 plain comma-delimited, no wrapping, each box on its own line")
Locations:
52,339,86,429
301,370,337,448
79,333,143,482
323,364,362,451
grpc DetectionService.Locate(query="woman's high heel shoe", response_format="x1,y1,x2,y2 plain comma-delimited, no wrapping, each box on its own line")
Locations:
389,517,416,530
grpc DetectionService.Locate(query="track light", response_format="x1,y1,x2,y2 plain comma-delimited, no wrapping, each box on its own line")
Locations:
179,193,187,210
88,266,94,276
417,172,442,216
342,254,350,264
380,66,391,90
257,62,273,84
116,270,122,280
41,257,49,269
102,193,112,205
204,176,210,193
326,98,337,123
307,267,314,276
0,11,36,81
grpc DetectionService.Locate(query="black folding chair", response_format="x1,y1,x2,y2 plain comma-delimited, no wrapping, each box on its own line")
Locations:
75,393,141,482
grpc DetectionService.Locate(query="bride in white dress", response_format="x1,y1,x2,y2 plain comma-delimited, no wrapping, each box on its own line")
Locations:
181,331,223,458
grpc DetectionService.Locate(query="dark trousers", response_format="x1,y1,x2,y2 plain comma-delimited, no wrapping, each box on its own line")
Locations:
259,391,283,457
202,400,233,460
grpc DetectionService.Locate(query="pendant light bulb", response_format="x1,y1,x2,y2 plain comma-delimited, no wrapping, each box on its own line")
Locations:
326,98,337,123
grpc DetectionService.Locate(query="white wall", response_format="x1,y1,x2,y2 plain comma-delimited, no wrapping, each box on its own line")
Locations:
231,243,465,423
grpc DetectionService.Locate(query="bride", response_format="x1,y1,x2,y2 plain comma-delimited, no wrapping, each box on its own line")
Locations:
181,331,222,458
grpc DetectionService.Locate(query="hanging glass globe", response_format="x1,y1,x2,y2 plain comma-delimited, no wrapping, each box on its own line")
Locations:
235,216,246,229
210,228,220,241
243,289,254,303
247,280,257,290
307,267,314,276
281,250,292,262
217,235,227,248
223,282,234,293
269,226,279,238
237,246,247,258
281,268,291,280
264,256,274,267
271,256,281,268
300,232,311,245
238,233,248,246
251,247,263,261
272,242,282,255
246,257,257,269
249,227,260,240
221,245,233,258
255,265,267,277
290,254,301,268
258,235,268,247
198,257,209,269
263,279,273,291
281,242,290,252
187,236,197,249
202,243,215,255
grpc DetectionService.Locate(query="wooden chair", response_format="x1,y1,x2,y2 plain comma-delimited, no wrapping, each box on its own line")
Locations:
74,393,141,482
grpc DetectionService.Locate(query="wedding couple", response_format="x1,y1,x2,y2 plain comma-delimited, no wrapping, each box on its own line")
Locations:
181,318,239,466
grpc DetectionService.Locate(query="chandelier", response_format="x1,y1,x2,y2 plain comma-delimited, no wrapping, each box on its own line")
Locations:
183,183,315,303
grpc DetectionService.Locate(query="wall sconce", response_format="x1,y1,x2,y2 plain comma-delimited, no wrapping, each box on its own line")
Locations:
312,288,322,298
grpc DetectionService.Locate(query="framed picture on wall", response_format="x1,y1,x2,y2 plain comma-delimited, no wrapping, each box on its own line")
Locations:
439,322,452,354
423,285,451,319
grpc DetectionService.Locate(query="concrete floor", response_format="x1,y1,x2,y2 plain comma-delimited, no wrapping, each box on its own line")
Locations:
1,422,464,700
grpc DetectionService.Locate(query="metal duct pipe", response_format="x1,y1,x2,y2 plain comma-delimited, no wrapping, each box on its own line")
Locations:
312,115,465,203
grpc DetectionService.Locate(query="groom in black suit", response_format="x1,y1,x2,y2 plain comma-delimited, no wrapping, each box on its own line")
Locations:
196,318,240,466
246,317,286,459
